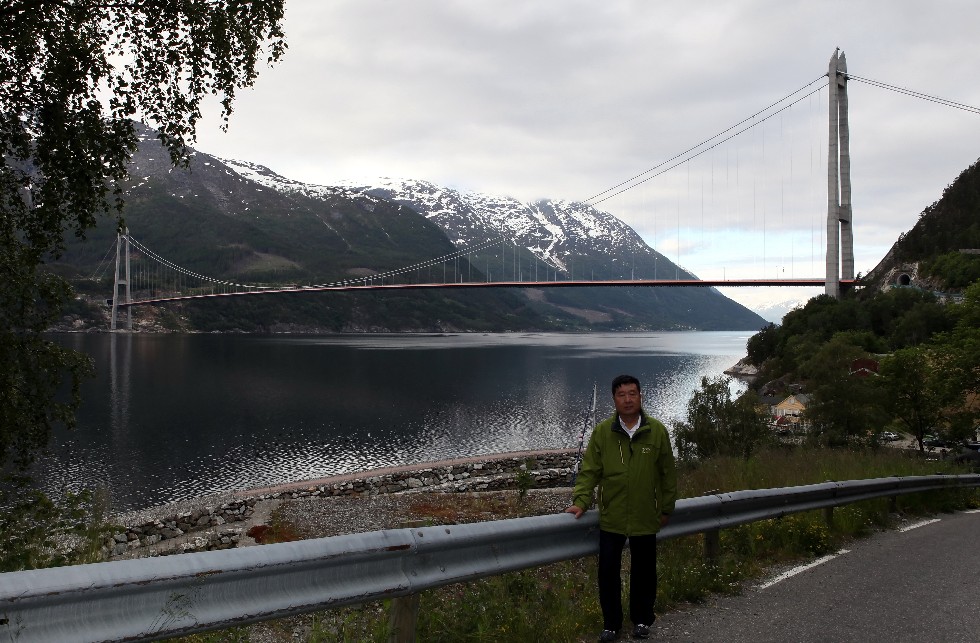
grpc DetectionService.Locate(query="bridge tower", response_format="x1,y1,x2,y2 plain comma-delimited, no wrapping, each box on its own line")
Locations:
110,230,132,331
826,48,854,299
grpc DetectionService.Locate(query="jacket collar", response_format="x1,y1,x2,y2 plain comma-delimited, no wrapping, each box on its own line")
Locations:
611,410,650,436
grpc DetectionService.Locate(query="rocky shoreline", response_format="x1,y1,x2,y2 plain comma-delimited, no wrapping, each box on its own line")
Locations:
723,357,758,380
104,450,579,559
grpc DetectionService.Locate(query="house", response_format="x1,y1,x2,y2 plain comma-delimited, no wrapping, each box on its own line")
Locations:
772,393,810,431
849,358,879,378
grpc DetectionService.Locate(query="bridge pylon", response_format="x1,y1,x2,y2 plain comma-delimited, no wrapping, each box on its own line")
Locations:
826,48,855,299
110,230,132,331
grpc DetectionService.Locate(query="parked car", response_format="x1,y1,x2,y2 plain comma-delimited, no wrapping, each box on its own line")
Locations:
923,435,948,448
881,431,900,441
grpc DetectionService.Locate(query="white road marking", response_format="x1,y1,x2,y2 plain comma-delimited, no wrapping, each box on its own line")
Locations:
756,549,850,590
963,509,980,514
898,518,941,532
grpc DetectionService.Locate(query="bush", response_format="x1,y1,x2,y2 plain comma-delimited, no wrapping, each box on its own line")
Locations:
0,477,112,572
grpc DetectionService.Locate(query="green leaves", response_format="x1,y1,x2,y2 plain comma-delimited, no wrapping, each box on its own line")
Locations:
674,376,770,461
0,476,112,573
1,0,287,470
1,0,285,570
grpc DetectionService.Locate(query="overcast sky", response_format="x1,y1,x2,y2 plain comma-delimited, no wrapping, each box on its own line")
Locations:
194,0,980,310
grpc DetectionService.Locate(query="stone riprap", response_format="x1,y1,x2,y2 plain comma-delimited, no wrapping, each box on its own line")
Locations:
105,451,579,558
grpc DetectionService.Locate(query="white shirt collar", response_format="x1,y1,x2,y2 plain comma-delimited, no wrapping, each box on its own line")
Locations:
619,414,641,438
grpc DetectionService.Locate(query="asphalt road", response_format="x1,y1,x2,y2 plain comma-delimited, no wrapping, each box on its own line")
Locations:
654,510,980,643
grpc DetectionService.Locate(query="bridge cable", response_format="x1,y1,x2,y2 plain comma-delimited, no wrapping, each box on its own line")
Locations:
588,81,828,207
89,238,118,281
583,74,829,206
127,236,273,291
307,236,507,288
847,74,980,116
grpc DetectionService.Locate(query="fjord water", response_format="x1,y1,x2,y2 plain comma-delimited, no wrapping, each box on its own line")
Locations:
46,332,750,511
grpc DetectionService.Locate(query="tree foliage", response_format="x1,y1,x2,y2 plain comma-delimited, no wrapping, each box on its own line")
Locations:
742,155,980,451
931,282,980,439
921,251,980,289
749,289,957,384
746,322,778,365
1,0,286,474
1,0,286,569
798,335,879,447
893,158,980,264
674,376,770,461
747,281,980,451
876,346,948,451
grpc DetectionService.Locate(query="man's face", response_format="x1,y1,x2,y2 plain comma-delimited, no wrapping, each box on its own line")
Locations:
613,383,641,418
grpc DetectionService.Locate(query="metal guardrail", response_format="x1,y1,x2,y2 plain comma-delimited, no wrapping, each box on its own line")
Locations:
1,473,978,642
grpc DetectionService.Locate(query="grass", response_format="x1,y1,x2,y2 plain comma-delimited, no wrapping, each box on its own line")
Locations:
168,447,979,642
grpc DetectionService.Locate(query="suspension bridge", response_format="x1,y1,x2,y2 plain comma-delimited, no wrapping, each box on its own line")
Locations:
104,227,847,330
102,50,977,330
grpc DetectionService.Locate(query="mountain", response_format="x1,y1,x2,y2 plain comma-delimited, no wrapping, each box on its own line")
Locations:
220,161,767,331
752,298,810,324
60,132,553,332
57,130,767,332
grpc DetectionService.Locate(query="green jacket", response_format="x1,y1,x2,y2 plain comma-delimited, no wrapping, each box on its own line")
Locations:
572,410,677,536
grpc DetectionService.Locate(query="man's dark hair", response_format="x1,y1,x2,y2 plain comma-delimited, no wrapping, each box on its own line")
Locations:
611,374,641,394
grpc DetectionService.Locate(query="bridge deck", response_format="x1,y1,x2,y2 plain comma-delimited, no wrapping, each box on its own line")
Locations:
119,279,853,307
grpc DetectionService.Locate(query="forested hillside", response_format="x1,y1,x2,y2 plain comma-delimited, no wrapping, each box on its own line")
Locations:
866,157,980,291
894,159,980,261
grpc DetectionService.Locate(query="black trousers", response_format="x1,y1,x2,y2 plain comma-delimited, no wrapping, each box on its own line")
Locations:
598,529,658,631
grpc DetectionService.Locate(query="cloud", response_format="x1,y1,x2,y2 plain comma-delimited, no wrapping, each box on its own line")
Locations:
195,0,980,283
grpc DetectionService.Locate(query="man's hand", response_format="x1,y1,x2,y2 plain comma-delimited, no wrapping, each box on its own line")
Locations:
564,505,584,519
660,513,670,527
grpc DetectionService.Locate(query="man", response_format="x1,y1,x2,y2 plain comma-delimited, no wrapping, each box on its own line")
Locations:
565,374,677,642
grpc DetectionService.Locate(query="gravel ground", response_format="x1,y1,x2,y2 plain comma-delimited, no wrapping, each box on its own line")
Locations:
273,486,576,538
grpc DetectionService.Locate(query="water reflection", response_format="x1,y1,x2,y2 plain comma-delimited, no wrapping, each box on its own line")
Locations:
43,332,750,511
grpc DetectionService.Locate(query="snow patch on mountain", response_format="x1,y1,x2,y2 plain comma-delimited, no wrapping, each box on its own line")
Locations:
753,298,812,323
217,157,674,277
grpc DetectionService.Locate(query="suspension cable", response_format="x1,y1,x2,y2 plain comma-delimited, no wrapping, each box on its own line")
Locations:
583,74,829,206
847,74,980,115
126,234,515,295
128,237,272,290
89,239,118,281
589,81,828,206
308,236,507,287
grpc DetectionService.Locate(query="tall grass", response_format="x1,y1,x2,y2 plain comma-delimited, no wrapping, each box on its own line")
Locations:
176,448,978,642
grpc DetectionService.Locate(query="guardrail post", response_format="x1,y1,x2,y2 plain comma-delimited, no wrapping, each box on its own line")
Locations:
703,529,720,563
388,520,426,642
388,593,421,643
823,506,834,529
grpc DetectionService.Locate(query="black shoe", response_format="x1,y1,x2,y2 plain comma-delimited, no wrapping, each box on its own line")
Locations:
632,624,650,639
598,629,620,642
